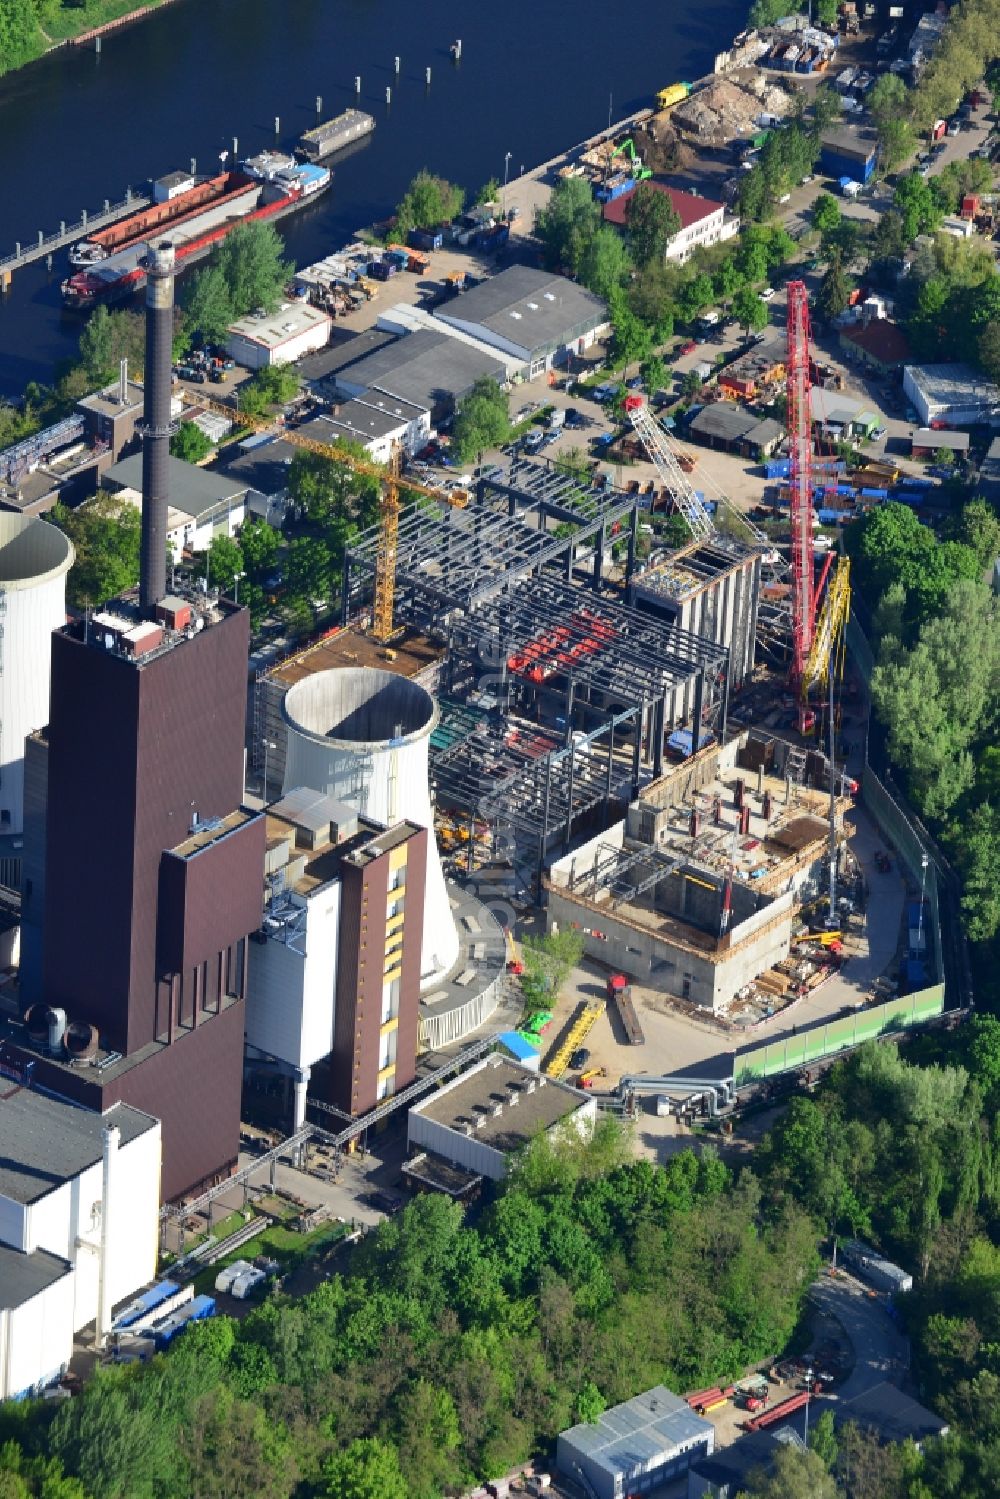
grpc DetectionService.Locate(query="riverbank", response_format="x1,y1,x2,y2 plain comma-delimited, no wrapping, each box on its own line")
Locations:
0,0,177,79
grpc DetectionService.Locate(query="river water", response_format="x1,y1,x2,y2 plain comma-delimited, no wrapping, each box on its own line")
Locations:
0,0,744,399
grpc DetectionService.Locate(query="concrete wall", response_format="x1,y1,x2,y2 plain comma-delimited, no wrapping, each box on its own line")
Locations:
546,884,792,1011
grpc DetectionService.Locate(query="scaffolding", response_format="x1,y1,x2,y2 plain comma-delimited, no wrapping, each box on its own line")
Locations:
0,414,85,485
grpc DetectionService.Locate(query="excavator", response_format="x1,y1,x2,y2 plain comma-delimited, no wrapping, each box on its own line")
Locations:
612,137,652,180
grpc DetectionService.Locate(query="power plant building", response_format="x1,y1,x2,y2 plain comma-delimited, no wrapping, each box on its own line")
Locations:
11,241,266,1202
0,1087,160,1400
245,788,427,1122
281,667,460,987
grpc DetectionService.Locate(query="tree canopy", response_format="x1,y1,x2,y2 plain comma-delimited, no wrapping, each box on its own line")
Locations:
50,493,141,609
394,171,464,238
452,377,510,462
624,182,680,267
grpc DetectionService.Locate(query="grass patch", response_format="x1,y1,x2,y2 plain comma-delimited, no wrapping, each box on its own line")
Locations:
190,1214,351,1296
40,0,176,45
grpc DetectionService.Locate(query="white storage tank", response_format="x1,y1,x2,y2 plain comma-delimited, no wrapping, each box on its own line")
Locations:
0,515,74,838
281,667,460,986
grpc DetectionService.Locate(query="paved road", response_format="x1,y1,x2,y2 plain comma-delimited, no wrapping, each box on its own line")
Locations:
810,1272,910,1401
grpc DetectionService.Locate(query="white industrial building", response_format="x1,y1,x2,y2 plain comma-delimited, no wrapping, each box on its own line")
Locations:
0,515,73,847
104,456,251,555
435,265,609,378
281,667,460,987
0,1082,160,1399
603,180,738,263
227,303,332,370
558,1385,714,1498
407,1054,597,1181
903,363,1000,428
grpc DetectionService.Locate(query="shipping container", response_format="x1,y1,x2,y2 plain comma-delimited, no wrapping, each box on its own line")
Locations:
153,1294,216,1350
113,1279,181,1331
408,227,444,252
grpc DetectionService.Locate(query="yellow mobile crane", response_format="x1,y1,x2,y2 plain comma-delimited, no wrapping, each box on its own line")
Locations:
200,398,467,642
800,554,852,923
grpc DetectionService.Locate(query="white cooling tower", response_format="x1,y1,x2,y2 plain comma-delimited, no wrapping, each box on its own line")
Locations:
281,667,460,987
0,515,74,837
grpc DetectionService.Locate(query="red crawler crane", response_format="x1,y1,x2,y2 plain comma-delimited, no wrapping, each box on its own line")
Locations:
786,281,816,733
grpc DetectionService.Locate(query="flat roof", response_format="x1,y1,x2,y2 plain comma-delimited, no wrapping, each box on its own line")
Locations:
0,1241,72,1312
77,380,145,417
215,437,298,496
559,1385,712,1477
228,302,332,349
297,327,398,383
104,454,249,520
820,125,879,158
437,265,607,356
266,625,444,688
336,327,506,412
905,362,1000,405
414,1055,587,1151
689,403,760,441
839,1382,948,1444
325,394,426,444
912,428,969,451
169,807,257,860
0,1084,157,1206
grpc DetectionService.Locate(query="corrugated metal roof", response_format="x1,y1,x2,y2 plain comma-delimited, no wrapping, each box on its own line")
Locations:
559,1385,713,1477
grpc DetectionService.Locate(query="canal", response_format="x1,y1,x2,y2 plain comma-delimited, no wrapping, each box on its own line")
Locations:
0,0,745,399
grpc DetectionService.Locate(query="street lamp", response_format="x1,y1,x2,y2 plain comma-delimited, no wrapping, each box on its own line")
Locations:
233,569,246,605
502,151,512,216
917,851,930,956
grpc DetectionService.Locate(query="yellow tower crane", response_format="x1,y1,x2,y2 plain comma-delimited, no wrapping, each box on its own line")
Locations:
200,399,468,642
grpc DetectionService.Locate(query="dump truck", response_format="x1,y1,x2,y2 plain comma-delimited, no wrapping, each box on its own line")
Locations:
607,973,644,1045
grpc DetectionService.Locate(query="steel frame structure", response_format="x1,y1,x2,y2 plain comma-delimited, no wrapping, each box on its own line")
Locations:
341,463,641,623
786,280,816,691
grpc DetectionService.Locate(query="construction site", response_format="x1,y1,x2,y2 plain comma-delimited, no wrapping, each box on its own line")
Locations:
245,279,891,1075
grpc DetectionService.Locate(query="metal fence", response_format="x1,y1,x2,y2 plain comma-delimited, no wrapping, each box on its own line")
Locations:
734,987,945,1086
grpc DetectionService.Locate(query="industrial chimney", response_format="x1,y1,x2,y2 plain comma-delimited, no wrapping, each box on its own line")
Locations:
138,241,177,612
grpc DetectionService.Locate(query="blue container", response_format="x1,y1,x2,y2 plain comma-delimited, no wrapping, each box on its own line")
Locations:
860,487,889,500
409,227,444,251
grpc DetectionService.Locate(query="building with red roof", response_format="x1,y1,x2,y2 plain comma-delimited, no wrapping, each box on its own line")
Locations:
602,179,738,263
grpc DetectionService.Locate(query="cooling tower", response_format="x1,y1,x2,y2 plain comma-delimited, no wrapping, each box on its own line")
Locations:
0,514,74,838
281,667,460,987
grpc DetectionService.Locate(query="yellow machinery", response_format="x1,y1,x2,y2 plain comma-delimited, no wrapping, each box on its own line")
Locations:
656,82,691,111
545,1002,605,1080
801,557,851,707
201,398,467,641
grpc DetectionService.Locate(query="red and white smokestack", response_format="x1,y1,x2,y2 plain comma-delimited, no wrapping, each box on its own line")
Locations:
138,241,178,612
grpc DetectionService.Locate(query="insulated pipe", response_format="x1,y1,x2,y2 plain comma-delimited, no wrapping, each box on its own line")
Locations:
138,241,176,611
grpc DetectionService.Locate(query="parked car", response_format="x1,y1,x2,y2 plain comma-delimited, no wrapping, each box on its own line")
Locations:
570,1048,591,1070
679,339,698,355
760,287,776,301
564,407,585,427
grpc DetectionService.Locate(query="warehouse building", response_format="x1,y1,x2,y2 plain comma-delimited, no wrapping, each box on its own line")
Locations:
227,302,332,370
245,788,427,1123
407,1054,596,1182
330,325,509,423
903,363,1000,428
435,265,609,378
558,1385,714,1497
0,1080,159,1399
819,125,878,184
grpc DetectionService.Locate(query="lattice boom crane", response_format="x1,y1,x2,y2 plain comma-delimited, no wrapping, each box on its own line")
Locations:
786,280,816,717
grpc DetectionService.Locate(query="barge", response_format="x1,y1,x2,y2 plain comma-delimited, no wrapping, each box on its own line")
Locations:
68,171,258,268
60,175,312,309
296,107,375,161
